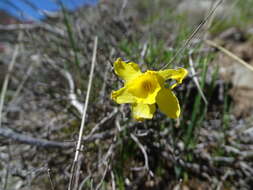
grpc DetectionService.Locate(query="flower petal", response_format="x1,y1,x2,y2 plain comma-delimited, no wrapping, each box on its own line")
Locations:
111,86,136,104
132,103,156,121
114,58,142,82
158,68,188,88
156,88,180,118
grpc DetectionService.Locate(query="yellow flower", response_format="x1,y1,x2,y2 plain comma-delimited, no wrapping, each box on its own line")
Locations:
111,58,188,121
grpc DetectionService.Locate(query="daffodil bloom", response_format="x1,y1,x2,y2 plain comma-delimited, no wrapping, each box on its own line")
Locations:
111,58,188,121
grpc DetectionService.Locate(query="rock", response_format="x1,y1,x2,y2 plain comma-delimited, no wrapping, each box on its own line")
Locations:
214,40,253,117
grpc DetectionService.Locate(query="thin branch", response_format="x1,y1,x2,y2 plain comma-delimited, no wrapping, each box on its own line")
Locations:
68,36,98,190
64,70,84,115
84,130,115,143
78,175,91,190
0,126,116,148
99,142,117,167
216,170,233,190
0,126,73,148
83,108,118,140
95,164,109,190
73,154,84,190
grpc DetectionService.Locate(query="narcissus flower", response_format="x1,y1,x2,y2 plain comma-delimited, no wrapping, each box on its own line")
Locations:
111,58,188,121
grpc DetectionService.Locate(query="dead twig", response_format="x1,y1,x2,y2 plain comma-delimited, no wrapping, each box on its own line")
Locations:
0,126,116,148
84,129,115,143
73,153,84,190
0,23,65,37
216,170,233,190
99,142,117,167
0,126,73,148
83,108,118,140
95,163,109,190
130,133,154,177
78,175,91,190
64,70,84,115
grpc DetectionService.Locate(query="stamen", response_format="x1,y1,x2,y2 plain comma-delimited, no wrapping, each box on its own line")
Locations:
142,81,153,92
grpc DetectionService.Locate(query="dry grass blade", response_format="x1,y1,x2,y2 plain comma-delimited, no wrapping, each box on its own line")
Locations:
160,0,223,69
0,23,65,37
0,32,22,128
189,55,208,105
130,133,154,177
205,39,253,72
68,36,98,190
110,171,116,190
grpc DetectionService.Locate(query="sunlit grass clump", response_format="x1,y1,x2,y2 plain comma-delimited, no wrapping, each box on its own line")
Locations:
111,58,188,121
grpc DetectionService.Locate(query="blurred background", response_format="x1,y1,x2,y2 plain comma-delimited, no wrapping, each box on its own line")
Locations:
0,0,98,20
0,0,253,189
